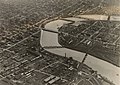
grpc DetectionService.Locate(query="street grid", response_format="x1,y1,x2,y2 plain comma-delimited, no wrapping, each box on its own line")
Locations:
0,0,119,85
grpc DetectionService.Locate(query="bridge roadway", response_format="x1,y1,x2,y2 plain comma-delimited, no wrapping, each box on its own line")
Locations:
40,16,120,85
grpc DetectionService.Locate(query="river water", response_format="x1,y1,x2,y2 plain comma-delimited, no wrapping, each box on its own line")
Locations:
40,17,120,85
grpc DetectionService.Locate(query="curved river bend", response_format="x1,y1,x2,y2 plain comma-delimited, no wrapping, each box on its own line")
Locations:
40,17,120,85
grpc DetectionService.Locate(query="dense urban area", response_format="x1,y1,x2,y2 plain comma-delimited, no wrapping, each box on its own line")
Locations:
0,0,120,85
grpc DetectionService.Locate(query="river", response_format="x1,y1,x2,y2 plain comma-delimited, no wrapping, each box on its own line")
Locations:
40,16,120,85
